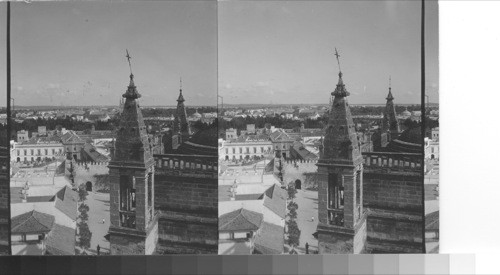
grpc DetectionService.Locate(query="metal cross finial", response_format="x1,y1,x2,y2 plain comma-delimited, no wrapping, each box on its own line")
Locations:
180,77,182,90
389,76,391,89
334,47,341,72
126,49,133,75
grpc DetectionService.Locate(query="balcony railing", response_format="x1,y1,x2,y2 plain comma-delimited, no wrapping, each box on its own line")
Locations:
362,152,422,174
154,154,218,178
327,209,344,226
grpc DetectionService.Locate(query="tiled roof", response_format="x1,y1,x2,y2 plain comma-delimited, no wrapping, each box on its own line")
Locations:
54,186,78,221
234,193,264,201
263,185,287,219
269,131,292,142
26,196,55,203
23,135,62,145
82,143,109,162
219,208,263,232
60,131,85,144
291,141,319,160
11,210,54,234
253,222,284,254
234,134,270,143
46,224,76,255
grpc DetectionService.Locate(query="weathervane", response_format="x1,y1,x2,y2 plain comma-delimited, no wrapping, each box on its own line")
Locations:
126,49,133,75
180,77,182,91
389,75,392,90
334,47,342,72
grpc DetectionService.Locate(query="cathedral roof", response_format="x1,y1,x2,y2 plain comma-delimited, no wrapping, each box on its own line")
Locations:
396,126,423,145
387,126,423,153
177,125,218,156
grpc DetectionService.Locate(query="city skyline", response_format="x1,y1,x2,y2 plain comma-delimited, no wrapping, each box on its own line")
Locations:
6,1,217,107
219,1,439,105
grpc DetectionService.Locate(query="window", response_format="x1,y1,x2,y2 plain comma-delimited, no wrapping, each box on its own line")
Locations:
225,148,228,154
246,147,249,153
45,149,48,155
328,174,343,209
356,171,361,220
30,149,34,155
232,148,235,154
253,147,257,153
24,149,27,155
17,150,20,156
52,149,55,155
119,175,136,228
261,147,264,153
239,148,242,154
147,172,153,220
37,149,41,155
328,173,344,226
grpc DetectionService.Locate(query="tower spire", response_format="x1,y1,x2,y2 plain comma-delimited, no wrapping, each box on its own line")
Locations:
177,77,185,103
386,76,394,101
332,48,349,98
334,47,342,73
382,76,399,135
126,49,133,75
174,77,191,137
123,49,141,99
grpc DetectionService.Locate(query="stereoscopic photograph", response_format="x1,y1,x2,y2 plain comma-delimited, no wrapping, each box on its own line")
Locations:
1,0,438,258
217,1,438,255
8,1,217,255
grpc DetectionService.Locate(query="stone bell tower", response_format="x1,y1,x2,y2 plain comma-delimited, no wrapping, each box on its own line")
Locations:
108,51,158,255
317,48,367,254
381,77,400,140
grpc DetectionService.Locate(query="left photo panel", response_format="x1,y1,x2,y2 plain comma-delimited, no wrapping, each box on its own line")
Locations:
1,2,9,256
8,1,218,255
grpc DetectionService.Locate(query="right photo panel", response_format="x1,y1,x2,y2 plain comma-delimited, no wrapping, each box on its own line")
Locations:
218,1,436,255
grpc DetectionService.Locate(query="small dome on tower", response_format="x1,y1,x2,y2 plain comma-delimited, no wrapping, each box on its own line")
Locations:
402,108,411,117
192,109,202,119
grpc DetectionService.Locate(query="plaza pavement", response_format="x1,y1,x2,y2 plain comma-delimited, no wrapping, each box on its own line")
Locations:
84,191,111,255
294,189,318,254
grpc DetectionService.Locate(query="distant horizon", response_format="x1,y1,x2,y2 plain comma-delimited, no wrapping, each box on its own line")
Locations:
9,102,430,109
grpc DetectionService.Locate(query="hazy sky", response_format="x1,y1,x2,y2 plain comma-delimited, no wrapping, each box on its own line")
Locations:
7,1,217,107
219,1,439,105
1,1,438,107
